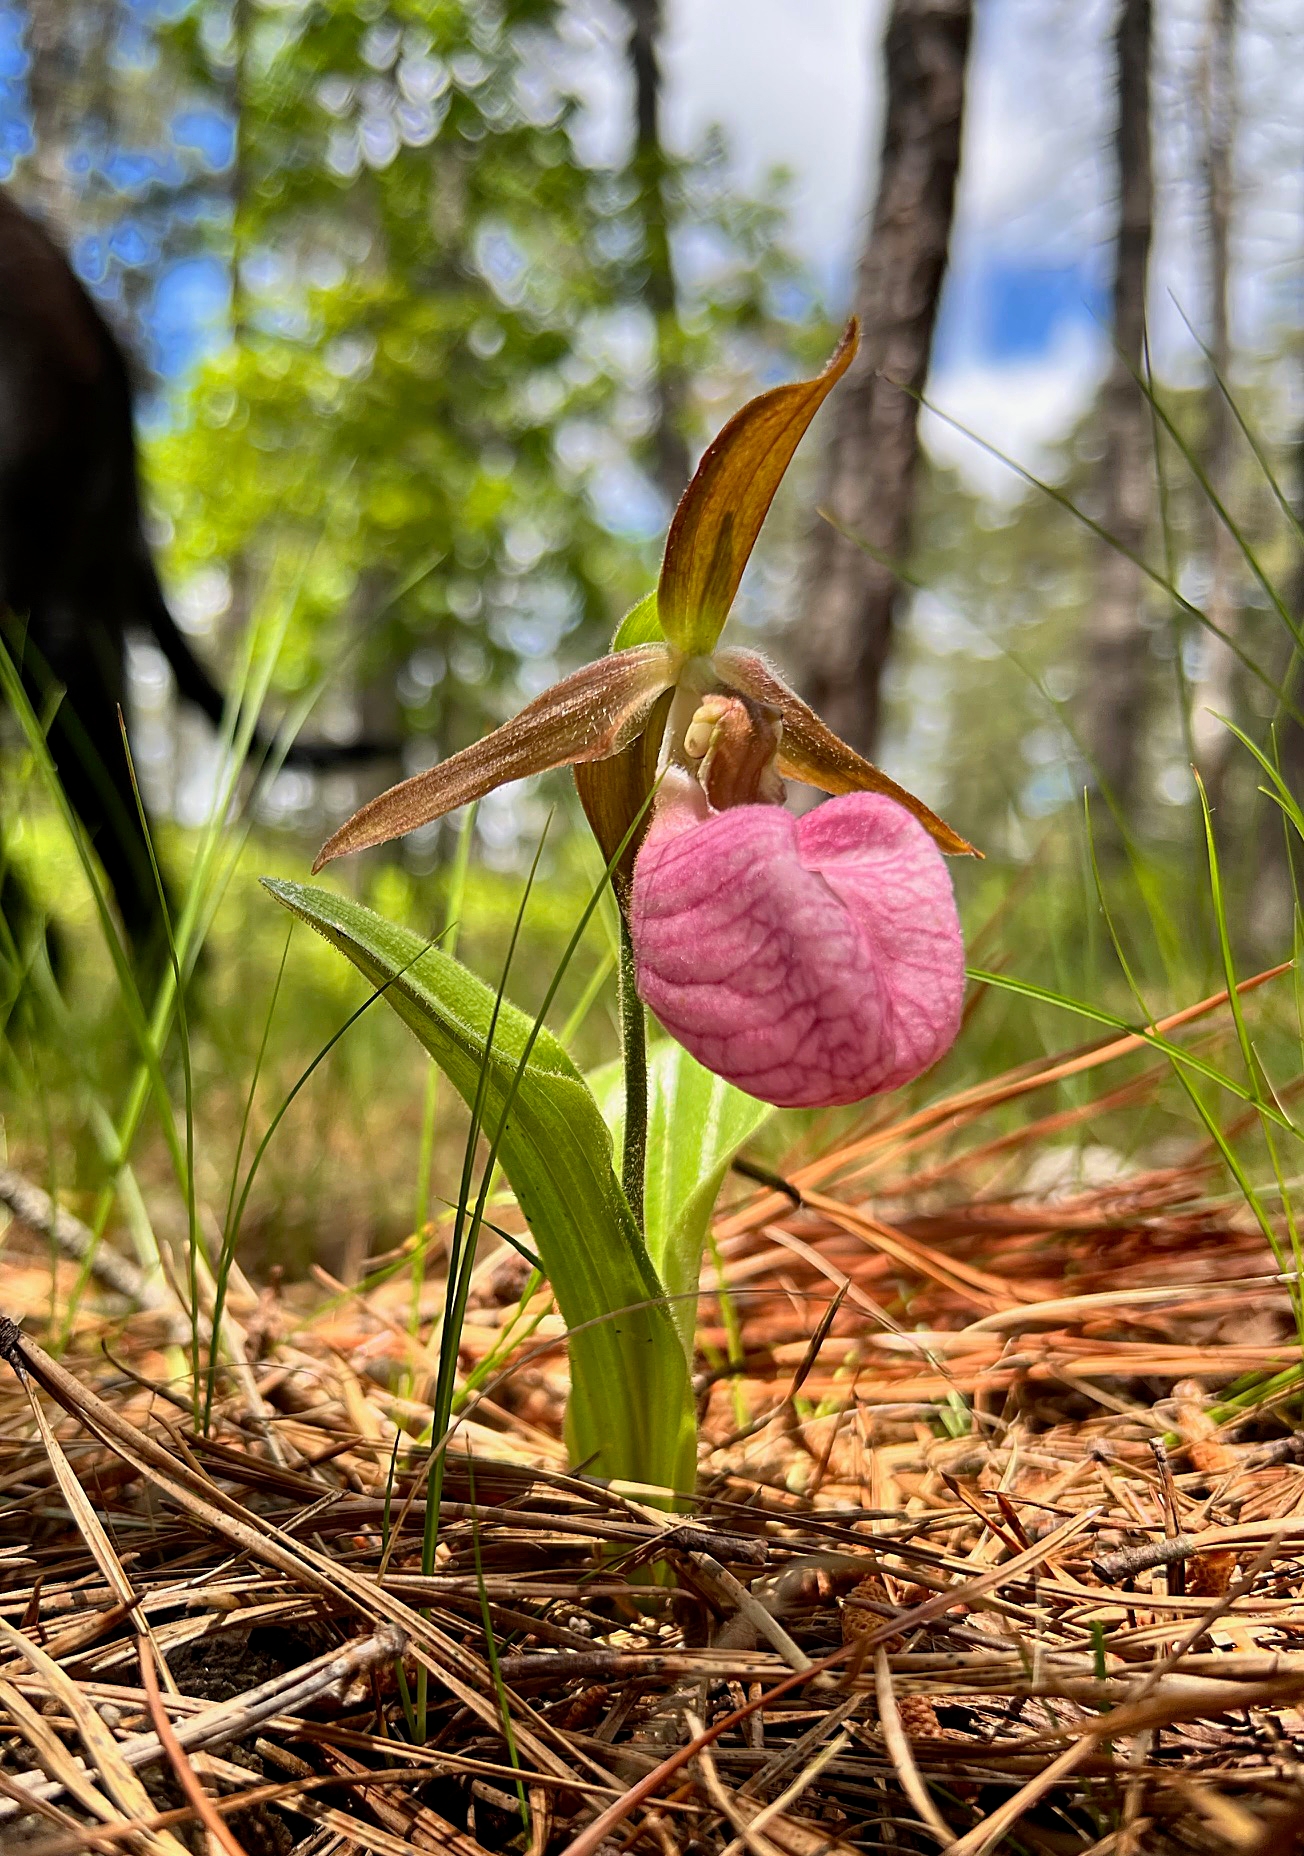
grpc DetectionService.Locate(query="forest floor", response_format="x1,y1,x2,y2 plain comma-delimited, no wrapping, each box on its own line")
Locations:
4,967,1304,1855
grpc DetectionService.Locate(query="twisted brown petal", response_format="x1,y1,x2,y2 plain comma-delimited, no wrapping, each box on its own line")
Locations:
573,686,674,899
657,320,859,656
313,645,674,870
716,647,979,858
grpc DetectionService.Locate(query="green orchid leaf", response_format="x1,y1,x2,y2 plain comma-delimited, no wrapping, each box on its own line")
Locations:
657,320,859,658
611,590,666,651
264,879,696,1499
593,1040,770,1356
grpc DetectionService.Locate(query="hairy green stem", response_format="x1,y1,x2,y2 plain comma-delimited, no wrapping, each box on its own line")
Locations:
618,914,648,1230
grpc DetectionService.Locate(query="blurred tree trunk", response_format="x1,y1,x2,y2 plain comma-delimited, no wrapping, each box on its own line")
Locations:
798,0,973,758
223,0,254,693
1282,550,1304,826
621,0,691,506
23,0,117,239
24,0,85,235
230,0,252,343
1080,0,1155,821
1189,0,1239,807
1266,432,1304,924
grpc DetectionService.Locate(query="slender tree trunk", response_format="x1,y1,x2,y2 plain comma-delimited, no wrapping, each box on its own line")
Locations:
1189,0,1239,805
223,0,255,697
621,0,691,506
23,0,118,240
798,0,973,759
1080,0,1156,820
23,0,85,237
230,0,252,345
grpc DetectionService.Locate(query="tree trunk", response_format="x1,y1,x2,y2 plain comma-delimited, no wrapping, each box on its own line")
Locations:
621,0,691,506
1080,0,1156,820
230,0,252,345
23,0,117,240
1189,0,1239,805
798,0,973,759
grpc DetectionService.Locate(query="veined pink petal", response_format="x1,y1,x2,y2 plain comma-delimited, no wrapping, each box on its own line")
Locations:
629,787,964,1109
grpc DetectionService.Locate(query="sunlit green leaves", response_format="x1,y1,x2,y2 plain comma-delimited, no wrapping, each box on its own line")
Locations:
594,1039,770,1356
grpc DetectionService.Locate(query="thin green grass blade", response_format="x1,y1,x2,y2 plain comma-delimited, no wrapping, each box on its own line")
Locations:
1142,327,1196,767
1123,362,1304,655
118,718,205,1415
915,393,1301,726
966,965,1290,1123
412,804,476,1336
1194,775,1304,1336
1220,718,1304,844
1085,797,1298,1341
1171,300,1304,551
0,639,195,1341
202,926,447,1432
559,946,615,1046
421,822,552,1627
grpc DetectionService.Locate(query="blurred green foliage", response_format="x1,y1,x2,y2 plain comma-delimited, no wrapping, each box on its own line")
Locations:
146,0,814,795
2,0,1302,1300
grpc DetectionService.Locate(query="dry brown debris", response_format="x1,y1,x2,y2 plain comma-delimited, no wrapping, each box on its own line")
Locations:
2,970,1304,1853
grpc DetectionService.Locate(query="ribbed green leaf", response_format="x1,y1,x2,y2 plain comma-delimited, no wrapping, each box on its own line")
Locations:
264,879,696,1498
611,589,666,651
594,1040,770,1355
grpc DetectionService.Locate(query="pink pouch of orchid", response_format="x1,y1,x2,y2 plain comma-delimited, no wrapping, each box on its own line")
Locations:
630,788,965,1109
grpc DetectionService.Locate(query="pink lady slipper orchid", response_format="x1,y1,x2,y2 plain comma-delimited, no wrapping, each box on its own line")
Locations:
313,321,977,1108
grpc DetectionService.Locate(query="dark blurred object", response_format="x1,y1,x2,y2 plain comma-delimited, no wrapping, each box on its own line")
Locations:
1080,0,1155,821
799,0,973,757
0,190,383,956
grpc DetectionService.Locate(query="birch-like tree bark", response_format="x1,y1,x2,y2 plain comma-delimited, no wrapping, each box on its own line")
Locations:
798,0,973,758
1080,0,1156,819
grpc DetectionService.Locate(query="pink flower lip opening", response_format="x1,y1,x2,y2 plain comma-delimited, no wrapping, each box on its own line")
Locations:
629,785,965,1110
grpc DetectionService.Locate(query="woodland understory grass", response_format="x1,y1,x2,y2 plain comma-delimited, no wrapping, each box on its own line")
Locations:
0,362,1303,1848
2,911,1304,1854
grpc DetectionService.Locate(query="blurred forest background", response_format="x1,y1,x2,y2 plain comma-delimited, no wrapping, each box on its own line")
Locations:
2,0,1303,1277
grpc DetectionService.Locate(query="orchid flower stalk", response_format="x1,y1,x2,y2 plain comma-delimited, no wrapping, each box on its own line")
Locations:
286,322,977,1502
315,320,976,1116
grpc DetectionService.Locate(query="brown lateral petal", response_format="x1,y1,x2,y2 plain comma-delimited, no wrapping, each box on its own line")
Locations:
717,647,979,858
573,686,674,900
313,645,673,869
657,320,859,657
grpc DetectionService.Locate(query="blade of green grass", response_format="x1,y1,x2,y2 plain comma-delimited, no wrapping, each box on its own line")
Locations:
411,804,477,1340
966,965,1291,1123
